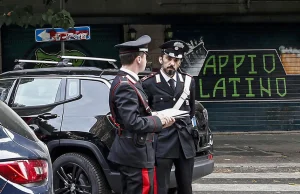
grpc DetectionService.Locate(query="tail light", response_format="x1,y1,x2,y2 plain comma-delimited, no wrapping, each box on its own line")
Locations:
0,160,48,184
208,154,213,160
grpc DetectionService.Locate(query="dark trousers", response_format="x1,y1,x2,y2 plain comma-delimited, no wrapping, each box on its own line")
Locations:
118,165,157,194
156,149,194,194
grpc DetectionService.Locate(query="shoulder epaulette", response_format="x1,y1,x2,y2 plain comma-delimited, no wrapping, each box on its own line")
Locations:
117,75,138,85
141,72,157,82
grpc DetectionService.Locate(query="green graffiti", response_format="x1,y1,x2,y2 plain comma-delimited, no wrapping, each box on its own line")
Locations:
229,78,240,97
199,79,210,98
260,78,271,97
233,55,245,75
199,77,287,99
248,55,258,74
245,78,255,97
213,78,226,97
203,55,216,75
276,78,287,97
263,54,276,73
197,52,288,100
218,55,228,74
35,48,86,68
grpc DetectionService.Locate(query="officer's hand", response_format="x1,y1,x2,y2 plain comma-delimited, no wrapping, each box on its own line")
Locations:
163,116,175,128
156,114,175,128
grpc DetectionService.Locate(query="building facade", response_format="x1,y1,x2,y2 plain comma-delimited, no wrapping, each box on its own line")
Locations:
1,0,300,132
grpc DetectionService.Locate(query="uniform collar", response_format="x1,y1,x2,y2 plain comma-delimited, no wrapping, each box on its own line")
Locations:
160,69,177,83
120,67,139,81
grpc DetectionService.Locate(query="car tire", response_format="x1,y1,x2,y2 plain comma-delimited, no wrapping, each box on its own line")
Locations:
52,152,112,194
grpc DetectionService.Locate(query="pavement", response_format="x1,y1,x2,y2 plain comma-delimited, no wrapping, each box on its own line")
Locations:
191,132,300,193
212,132,300,164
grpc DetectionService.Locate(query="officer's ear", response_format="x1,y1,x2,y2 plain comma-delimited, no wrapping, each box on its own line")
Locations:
159,56,163,64
136,56,142,64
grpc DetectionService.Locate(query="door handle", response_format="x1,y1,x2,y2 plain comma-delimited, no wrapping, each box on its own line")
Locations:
38,113,58,120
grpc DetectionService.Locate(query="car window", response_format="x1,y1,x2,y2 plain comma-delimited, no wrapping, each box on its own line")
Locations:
66,79,80,100
0,101,37,141
64,79,110,116
12,78,62,107
0,79,15,102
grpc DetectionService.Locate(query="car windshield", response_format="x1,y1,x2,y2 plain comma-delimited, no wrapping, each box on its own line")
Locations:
0,101,37,141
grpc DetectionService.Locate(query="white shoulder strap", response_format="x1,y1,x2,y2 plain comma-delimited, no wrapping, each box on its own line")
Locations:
178,73,184,82
173,75,192,109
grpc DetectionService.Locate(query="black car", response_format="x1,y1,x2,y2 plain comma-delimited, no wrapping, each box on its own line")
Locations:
0,100,53,193
0,65,213,194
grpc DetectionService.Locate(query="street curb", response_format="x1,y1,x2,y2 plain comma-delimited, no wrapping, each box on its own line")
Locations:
215,163,300,168
212,131,300,135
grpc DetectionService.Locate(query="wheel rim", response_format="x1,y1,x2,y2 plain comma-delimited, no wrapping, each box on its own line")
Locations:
54,162,92,194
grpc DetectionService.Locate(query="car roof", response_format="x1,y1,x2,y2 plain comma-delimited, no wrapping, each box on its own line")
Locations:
0,67,152,79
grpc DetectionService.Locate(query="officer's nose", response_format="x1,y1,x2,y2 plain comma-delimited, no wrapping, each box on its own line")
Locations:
169,59,175,66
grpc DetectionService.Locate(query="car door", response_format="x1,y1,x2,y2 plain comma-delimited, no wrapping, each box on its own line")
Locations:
61,78,115,148
9,77,65,144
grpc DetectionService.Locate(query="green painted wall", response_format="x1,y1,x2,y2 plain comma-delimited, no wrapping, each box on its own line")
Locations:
173,23,300,132
1,24,123,72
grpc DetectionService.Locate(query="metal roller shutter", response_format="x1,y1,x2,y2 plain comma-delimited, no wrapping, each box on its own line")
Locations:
173,23,300,132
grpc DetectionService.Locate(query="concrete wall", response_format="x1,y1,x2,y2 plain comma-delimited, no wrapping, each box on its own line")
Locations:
2,0,300,15
63,0,300,15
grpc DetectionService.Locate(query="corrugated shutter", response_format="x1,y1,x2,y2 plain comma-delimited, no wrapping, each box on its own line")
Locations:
173,23,300,132
1,24,122,72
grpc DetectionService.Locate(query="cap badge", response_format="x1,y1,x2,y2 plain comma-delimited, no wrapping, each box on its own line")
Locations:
175,47,179,50
173,42,184,48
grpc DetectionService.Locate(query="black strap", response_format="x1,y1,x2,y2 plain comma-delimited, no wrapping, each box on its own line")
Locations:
127,81,152,115
109,77,152,135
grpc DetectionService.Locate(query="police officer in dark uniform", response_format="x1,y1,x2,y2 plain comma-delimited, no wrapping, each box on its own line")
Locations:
141,40,196,194
108,35,175,194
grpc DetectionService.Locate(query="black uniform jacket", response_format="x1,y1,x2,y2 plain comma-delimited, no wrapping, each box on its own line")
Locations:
108,70,163,168
142,71,196,159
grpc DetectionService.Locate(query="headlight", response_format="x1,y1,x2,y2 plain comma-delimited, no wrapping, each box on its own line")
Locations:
203,108,208,121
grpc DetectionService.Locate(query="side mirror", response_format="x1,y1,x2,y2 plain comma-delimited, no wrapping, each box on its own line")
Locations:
29,124,39,132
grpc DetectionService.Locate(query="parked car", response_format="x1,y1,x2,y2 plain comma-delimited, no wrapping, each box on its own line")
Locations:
0,100,53,194
0,57,214,194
